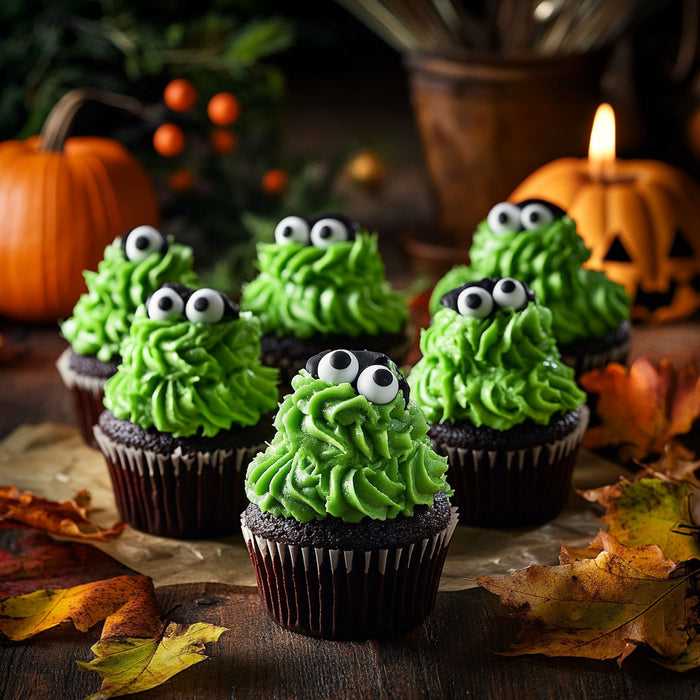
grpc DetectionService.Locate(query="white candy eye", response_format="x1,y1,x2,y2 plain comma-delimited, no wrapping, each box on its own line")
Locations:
309,218,352,248
457,286,494,318
487,202,521,235
123,225,167,262
185,288,225,323
493,278,529,310
317,349,360,385
147,286,185,320
274,216,310,245
356,364,399,404
520,202,555,230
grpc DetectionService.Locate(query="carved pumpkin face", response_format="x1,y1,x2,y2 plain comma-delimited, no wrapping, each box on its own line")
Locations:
511,157,700,323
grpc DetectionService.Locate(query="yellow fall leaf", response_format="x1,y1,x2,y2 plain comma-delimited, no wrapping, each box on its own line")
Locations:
79,621,228,699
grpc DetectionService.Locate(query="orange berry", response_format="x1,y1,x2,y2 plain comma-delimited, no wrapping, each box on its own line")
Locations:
168,169,195,192
262,168,289,196
153,123,186,157
210,129,238,155
163,78,197,112
207,92,241,126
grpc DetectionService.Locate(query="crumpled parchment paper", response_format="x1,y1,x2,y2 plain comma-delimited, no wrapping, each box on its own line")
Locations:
0,423,627,591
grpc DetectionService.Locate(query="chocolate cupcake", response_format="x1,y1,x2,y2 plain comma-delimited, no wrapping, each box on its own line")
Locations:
58,226,197,446
429,200,631,376
94,283,279,539
241,348,456,639
410,277,588,527
240,214,411,387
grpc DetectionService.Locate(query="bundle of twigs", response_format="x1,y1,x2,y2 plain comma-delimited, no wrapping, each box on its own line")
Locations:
335,0,670,55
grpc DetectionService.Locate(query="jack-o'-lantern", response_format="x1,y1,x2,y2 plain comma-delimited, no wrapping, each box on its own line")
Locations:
511,104,700,323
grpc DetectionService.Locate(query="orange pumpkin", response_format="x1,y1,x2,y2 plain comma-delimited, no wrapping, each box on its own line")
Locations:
0,88,160,322
511,157,700,323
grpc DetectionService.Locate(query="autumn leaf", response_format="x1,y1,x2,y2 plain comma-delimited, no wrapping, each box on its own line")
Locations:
639,443,700,486
580,358,700,463
0,486,125,540
79,621,227,699
0,574,161,642
476,531,700,666
579,477,700,563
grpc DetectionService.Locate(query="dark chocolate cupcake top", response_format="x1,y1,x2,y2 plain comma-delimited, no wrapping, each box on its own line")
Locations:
245,349,451,524
409,277,586,430
239,214,408,339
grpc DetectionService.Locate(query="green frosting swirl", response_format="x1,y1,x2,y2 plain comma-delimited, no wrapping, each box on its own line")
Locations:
61,236,197,362
245,369,451,523
408,301,586,429
103,307,279,437
429,216,629,345
240,232,408,339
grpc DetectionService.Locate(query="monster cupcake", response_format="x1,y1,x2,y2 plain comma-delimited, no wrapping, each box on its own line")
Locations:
93,283,279,539
410,277,588,527
241,348,456,639
58,226,197,446
429,200,630,375
240,214,411,385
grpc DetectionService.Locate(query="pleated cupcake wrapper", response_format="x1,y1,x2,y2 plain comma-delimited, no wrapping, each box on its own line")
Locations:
436,405,589,527
560,337,630,377
241,508,458,640
56,348,108,449
94,425,263,539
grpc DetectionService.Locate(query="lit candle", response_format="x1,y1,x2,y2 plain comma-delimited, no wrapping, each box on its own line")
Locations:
587,103,616,182
510,104,700,323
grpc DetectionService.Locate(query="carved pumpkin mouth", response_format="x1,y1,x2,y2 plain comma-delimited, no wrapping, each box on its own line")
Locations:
634,281,677,311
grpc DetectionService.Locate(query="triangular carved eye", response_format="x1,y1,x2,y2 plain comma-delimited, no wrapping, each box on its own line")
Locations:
603,235,632,262
669,229,694,258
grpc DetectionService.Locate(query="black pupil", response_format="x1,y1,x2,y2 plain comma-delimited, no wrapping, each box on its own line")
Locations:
528,212,541,224
135,235,150,250
283,226,293,237
319,225,333,239
501,280,516,293
330,351,352,370
158,295,173,311
374,368,393,387
466,292,482,308
194,297,209,312
498,211,509,224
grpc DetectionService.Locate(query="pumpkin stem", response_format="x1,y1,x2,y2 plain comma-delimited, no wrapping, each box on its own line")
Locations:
40,88,146,152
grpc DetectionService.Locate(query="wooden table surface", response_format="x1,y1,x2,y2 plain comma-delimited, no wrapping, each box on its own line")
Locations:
2,319,700,700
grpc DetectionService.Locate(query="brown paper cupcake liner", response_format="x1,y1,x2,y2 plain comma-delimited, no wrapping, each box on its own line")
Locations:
435,406,589,527
560,338,630,377
241,508,458,640
94,425,264,539
56,348,109,449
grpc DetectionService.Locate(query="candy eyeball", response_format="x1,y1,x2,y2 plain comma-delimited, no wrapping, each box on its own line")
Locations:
309,216,355,248
122,225,168,262
492,278,529,310
185,288,227,323
356,364,399,404
487,202,521,235
317,349,360,385
274,216,310,245
457,285,494,318
520,201,555,230
147,284,185,320
441,277,534,319
306,348,410,406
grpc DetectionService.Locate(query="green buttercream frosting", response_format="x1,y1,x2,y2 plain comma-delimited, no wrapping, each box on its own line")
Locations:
429,216,629,345
103,306,279,438
240,232,408,339
61,236,197,362
245,369,451,523
408,301,586,429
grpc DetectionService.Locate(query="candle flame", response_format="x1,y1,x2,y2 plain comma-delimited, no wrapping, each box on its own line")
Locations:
588,103,616,179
